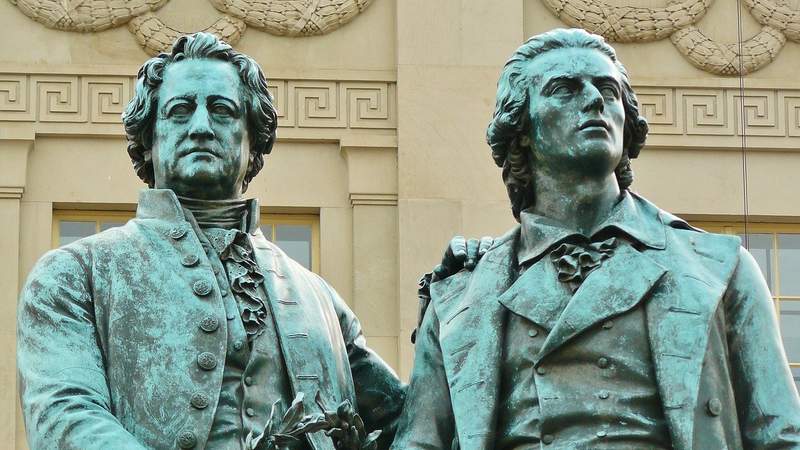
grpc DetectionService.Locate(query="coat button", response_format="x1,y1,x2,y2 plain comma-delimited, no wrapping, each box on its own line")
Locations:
220,288,229,297
597,357,610,368
190,392,210,409
233,340,244,351
596,430,607,438
181,254,199,267
199,316,219,333
169,227,187,240
193,280,212,296
536,366,547,375
244,376,253,386
197,352,217,370
528,329,539,337
707,398,722,416
602,320,614,329
246,407,256,417
177,430,197,448
542,434,554,444
598,390,610,399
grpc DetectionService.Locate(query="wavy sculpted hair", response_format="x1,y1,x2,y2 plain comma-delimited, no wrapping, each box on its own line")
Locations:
486,28,649,222
122,32,277,192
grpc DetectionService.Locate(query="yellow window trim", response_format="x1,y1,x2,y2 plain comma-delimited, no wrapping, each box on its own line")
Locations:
52,210,320,273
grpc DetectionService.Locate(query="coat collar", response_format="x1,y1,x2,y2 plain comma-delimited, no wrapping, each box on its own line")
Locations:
517,190,666,266
135,188,261,234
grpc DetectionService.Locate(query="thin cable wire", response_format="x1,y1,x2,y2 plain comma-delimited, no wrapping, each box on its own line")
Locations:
736,0,750,249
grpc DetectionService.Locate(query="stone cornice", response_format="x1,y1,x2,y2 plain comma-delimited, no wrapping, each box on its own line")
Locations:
350,193,398,206
0,187,24,199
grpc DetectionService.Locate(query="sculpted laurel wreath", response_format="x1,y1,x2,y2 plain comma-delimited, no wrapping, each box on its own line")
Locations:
245,392,381,450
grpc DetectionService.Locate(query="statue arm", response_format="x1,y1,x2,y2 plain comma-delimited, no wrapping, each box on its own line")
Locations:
391,304,456,450
325,281,406,450
725,246,800,447
17,248,148,450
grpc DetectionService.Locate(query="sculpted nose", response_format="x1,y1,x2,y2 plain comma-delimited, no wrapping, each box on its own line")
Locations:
188,108,215,141
582,85,604,113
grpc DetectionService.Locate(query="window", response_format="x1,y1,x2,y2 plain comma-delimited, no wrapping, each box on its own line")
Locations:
693,222,800,391
53,211,319,272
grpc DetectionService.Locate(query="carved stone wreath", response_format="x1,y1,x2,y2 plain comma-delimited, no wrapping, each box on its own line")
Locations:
9,0,374,55
541,0,800,76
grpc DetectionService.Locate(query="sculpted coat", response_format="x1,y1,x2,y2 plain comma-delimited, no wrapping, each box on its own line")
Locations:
17,190,404,450
393,193,800,450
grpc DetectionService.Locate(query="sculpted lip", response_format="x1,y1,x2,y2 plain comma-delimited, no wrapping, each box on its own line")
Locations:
181,147,219,157
579,119,609,131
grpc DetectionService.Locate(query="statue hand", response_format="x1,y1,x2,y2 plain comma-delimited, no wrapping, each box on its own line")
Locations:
432,235,493,281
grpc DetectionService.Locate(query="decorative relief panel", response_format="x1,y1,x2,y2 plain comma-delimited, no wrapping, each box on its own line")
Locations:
0,73,396,139
540,0,800,76
10,0,374,55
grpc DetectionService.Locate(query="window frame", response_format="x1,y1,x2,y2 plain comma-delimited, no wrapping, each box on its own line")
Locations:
691,221,800,374
52,210,321,273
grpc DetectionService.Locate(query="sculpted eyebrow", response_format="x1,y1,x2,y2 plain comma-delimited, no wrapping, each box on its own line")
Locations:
541,75,576,93
593,75,621,88
161,95,196,114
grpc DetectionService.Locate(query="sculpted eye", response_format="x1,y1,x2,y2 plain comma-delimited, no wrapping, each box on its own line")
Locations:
551,84,572,96
169,103,193,118
211,104,234,116
600,84,620,99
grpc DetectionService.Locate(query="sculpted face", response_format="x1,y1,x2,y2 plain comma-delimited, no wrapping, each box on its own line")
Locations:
152,59,249,200
526,47,625,179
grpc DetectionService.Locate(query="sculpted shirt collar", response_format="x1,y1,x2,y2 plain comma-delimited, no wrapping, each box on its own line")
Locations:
517,190,666,267
136,188,261,234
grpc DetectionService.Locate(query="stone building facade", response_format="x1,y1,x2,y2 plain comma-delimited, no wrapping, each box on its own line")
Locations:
2,0,800,448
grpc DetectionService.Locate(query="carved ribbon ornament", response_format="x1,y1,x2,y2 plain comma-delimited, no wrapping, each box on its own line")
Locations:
540,0,800,76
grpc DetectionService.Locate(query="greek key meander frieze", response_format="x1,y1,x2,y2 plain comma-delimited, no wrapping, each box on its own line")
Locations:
1,73,798,149
541,0,800,76
10,0,374,55
0,74,397,136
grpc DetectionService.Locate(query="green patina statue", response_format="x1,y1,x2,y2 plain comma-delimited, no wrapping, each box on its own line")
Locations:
393,28,800,450
16,33,485,450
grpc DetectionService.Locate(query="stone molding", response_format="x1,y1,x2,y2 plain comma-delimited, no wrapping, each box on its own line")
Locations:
10,0,374,55
540,0,800,76
637,84,800,149
0,72,397,140
350,193,398,206
0,187,24,199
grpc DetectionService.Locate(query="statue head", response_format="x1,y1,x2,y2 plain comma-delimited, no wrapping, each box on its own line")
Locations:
123,32,277,200
486,28,648,221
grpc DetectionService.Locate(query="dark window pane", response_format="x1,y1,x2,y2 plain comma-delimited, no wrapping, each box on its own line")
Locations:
59,221,96,246
779,234,800,296
100,221,126,231
275,224,311,269
260,223,275,241
792,367,800,395
739,233,774,292
780,301,800,363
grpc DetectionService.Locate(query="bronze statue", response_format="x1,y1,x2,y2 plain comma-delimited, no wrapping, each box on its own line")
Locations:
393,28,800,450
16,33,482,450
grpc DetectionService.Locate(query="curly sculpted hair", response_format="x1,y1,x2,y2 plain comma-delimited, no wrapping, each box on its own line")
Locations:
122,32,277,192
486,28,649,221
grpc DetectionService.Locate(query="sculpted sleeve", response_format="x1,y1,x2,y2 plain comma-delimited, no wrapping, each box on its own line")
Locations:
324,281,406,450
17,248,148,450
391,303,456,450
725,247,800,447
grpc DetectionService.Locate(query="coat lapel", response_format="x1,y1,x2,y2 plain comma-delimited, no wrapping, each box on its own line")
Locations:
430,230,519,450
250,230,337,450
644,226,740,450
497,257,571,331
535,243,667,364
